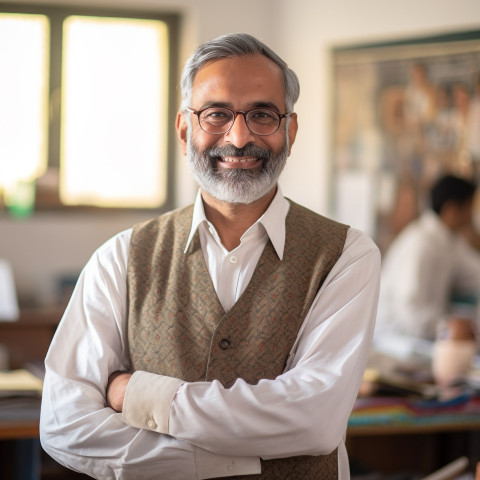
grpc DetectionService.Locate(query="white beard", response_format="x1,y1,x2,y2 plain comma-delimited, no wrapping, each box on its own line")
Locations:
187,137,288,205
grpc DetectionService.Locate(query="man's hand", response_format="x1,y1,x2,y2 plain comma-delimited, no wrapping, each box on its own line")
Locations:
106,371,132,412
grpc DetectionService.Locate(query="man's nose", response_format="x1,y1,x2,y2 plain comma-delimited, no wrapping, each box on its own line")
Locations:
225,113,256,147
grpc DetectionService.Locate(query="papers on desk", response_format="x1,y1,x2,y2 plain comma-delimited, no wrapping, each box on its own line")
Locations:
361,366,438,398
365,341,480,398
361,349,438,398
0,369,43,397
372,331,434,362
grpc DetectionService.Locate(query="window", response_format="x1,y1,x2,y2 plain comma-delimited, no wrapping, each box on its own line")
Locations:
0,5,179,215
0,12,49,216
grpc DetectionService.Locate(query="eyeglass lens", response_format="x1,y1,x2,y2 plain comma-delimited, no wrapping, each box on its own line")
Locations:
199,107,281,135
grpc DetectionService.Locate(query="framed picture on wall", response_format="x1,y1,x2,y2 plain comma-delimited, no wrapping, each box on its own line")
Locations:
331,29,480,253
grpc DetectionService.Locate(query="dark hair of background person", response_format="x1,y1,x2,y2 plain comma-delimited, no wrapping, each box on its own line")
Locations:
431,174,477,214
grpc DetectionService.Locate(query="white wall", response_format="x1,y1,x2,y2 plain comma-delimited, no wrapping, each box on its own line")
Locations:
2,0,480,305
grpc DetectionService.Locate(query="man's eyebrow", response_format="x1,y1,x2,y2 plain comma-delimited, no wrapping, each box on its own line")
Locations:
197,101,281,112
199,101,231,109
250,102,281,112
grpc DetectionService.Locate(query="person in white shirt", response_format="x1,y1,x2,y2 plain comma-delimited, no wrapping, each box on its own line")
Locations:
40,33,380,480
376,174,480,351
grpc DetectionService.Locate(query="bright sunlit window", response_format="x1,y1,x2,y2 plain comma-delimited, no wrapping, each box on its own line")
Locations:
0,5,178,213
60,16,169,208
0,13,49,203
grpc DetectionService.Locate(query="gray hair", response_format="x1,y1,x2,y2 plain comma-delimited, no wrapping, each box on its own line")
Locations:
180,33,300,113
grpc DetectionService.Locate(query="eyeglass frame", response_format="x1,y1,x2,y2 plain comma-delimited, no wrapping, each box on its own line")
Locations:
186,106,293,136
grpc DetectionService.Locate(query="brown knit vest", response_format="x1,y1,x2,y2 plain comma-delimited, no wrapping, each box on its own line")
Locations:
127,200,348,479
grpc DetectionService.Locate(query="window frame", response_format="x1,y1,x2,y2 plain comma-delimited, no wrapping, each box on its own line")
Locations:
0,3,180,214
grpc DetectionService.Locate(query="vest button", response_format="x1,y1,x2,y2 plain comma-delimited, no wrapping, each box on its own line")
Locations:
219,338,231,349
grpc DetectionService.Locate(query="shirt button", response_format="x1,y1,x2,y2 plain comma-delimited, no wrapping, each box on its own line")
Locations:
226,464,234,472
147,419,156,429
229,255,237,264
219,338,231,349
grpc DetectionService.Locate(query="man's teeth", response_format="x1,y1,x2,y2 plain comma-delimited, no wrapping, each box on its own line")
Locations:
221,157,257,163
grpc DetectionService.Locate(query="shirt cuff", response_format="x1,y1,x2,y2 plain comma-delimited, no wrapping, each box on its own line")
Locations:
122,370,184,433
194,446,261,479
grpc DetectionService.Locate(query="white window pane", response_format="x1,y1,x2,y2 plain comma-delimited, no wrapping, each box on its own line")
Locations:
60,16,169,208
0,14,49,191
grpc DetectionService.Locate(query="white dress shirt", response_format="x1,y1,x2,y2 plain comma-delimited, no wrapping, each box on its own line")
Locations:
40,189,380,480
376,210,480,345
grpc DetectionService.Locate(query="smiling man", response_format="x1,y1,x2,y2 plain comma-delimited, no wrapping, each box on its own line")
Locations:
40,33,381,480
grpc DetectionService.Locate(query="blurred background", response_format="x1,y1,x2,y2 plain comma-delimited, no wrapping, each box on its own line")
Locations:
1,1,480,478
2,0,479,309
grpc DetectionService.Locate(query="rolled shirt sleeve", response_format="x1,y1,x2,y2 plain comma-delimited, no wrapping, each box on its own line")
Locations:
123,372,184,433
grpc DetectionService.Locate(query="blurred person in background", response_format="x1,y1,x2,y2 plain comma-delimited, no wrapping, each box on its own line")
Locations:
375,174,480,356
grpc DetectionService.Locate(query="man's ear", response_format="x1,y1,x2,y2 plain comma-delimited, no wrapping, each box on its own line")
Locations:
176,111,188,156
287,113,298,156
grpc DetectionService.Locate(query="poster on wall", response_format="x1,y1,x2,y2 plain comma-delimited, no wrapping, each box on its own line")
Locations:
331,30,480,252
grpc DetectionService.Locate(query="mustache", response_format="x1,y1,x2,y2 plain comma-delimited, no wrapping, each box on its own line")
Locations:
205,143,272,160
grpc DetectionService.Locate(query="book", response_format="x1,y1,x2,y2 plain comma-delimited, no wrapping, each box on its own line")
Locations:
0,369,43,397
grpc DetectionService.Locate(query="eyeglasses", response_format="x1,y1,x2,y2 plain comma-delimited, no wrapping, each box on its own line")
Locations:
186,106,292,136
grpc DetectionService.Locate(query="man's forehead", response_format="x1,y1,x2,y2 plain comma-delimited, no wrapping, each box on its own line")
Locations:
191,54,285,106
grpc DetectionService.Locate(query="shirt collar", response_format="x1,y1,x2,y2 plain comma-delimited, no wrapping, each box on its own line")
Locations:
184,190,208,251
184,188,290,259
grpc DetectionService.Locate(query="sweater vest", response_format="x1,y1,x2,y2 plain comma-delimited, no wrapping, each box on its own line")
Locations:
127,200,348,479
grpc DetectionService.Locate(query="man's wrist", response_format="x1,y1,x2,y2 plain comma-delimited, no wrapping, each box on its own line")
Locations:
106,371,132,412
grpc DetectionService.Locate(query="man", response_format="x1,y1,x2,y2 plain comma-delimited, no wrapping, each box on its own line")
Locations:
376,174,480,351
40,33,380,479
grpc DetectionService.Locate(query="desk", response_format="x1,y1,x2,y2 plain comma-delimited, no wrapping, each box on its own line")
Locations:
0,396,88,479
0,307,62,439
0,397,41,479
3,393,478,477
0,397,41,440
0,308,63,370
347,395,480,475
0,308,88,479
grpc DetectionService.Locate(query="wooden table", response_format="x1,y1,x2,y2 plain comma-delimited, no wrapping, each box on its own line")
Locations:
0,396,41,440
347,394,480,475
